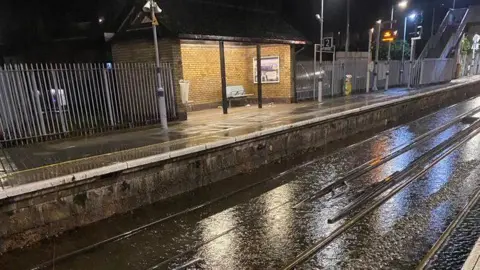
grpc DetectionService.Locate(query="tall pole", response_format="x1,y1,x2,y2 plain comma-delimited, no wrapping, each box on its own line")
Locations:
367,28,373,93
401,16,407,84
256,45,263,109
151,0,168,129
408,38,416,89
453,0,456,9
219,41,228,114
431,8,436,37
318,0,324,103
373,22,381,91
386,6,394,90
346,0,350,53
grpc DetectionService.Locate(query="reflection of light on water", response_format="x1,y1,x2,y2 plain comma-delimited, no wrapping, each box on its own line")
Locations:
371,127,416,234
262,185,293,248
425,153,456,196
427,202,450,243
371,127,415,181
198,209,238,263
461,133,480,162
423,126,460,196
373,188,409,234
391,126,414,149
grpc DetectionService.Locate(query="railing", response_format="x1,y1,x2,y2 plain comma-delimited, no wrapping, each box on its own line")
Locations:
440,8,470,59
0,63,177,145
418,9,453,61
296,59,369,101
419,59,456,85
296,58,456,100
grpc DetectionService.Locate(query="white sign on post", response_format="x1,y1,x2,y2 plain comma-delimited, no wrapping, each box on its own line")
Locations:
323,37,334,51
473,34,480,51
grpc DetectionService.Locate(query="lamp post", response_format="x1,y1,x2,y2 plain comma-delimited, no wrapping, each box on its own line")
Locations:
401,12,417,83
346,0,350,53
315,0,324,103
373,20,382,91
386,0,408,90
144,0,168,129
367,28,374,93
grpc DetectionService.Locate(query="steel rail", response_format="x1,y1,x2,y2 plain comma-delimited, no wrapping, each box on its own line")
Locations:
416,185,480,269
328,117,480,224
282,125,480,270
292,106,480,209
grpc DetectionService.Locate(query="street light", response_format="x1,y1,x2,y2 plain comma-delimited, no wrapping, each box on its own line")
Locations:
402,13,417,67
398,0,408,9
386,0,408,90
144,0,168,129
401,12,417,84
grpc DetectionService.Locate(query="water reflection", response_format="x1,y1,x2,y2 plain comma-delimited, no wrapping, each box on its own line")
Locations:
261,185,294,253
424,152,457,197
198,208,239,266
461,133,480,162
426,202,451,243
369,126,418,234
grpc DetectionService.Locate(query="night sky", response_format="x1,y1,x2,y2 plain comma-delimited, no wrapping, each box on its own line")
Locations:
0,0,477,60
284,0,474,48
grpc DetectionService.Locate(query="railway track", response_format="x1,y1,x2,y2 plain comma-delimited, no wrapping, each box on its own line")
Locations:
27,105,480,270
282,115,480,270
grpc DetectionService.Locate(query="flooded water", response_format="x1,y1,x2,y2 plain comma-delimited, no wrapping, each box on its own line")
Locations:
2,96,480,270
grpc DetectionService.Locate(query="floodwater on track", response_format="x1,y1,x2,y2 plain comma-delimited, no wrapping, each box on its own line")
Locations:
2,97,480,270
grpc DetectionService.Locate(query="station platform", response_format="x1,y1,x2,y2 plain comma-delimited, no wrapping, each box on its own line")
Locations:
464,237,480,270
1,76,479,190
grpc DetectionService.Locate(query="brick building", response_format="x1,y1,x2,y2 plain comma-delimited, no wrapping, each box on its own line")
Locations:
112,0,306,119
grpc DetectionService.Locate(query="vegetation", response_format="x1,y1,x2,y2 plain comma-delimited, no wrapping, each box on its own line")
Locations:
376,40,411,61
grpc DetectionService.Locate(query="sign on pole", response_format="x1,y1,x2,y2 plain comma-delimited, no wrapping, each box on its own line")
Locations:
381,29,397,42
323,37,333,51
152,15,159,26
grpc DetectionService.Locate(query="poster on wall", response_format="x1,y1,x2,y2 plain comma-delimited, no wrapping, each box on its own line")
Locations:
253,56,280,84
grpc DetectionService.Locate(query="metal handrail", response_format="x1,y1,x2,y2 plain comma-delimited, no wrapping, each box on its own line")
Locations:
417,9,452,61
440,8,471,59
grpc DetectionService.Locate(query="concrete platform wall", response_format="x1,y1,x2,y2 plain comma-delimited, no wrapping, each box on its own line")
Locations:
1,81,480,253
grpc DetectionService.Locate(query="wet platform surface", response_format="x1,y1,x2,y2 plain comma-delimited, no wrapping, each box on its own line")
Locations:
1,77,479,188
2,93,480,269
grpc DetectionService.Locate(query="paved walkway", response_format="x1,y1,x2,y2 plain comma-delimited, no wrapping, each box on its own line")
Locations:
0,76,478,189
463,237,480,269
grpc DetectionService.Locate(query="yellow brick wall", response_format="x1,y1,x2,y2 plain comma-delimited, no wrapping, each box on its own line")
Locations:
180,42,293,106
249,44,293,100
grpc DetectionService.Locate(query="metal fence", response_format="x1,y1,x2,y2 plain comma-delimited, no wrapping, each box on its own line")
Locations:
296,58,456,101
418,59,456,85
460,54,480,77
296,59,370,101
0,63,177,145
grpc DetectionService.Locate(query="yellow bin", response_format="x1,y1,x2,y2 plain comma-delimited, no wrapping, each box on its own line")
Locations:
344,74,353,96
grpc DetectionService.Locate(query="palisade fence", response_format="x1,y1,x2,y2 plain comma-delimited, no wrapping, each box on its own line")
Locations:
459,54,480,77
0,63,177,145
296,58,456,101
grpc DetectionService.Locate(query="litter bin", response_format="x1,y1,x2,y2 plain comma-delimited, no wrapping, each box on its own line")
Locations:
344,74,352,96
179,80,190,104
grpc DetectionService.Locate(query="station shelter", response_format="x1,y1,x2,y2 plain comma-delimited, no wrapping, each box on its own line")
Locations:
111,0,306,120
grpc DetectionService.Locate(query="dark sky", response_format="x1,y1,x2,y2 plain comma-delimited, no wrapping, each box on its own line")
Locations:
0,0,477,53
283,0,475,44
